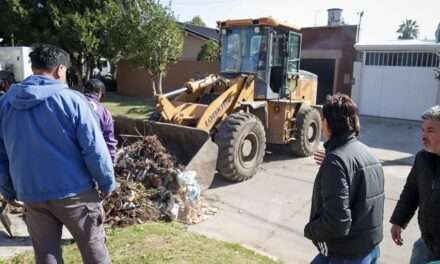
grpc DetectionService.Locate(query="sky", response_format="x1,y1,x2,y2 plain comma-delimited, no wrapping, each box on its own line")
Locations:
160,0,440,42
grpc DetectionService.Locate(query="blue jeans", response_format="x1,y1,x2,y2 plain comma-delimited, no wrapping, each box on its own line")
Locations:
311,246,380,264
410,238,429,264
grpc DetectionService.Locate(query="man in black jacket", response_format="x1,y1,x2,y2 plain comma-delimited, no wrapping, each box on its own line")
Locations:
390,105,440,262
305,94,385,264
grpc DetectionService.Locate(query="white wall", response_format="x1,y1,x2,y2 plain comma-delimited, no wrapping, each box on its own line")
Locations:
358,65,439,120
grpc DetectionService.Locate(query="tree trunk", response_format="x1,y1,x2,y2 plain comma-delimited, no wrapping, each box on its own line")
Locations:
71,55,84,90
85,57,93,80
158,73,163,94
151,78,157,96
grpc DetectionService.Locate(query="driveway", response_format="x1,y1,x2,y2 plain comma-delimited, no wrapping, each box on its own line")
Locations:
190,116,423,263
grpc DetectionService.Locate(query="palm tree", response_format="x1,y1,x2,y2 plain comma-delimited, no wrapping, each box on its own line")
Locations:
397,19,419,39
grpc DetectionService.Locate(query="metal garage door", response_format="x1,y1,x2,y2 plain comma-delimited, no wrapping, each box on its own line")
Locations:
358,52,440,120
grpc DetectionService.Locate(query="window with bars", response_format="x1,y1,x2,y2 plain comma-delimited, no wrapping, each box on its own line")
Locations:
365,52,439,67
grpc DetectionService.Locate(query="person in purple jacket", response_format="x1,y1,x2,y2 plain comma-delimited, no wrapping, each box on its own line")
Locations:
84,79,118,163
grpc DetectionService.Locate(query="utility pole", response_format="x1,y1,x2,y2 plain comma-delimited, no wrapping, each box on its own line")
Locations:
356,11,364,43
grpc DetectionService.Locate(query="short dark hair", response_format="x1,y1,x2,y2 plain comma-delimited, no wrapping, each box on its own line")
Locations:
322,93,360,137
29,44,71,70
84,79,106,95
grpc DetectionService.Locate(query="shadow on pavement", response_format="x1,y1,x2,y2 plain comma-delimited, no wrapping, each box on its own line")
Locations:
208,146,307,190
208,173,235,190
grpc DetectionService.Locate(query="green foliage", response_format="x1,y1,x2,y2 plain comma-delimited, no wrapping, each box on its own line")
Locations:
125,1,183,94
187,16,206,27
0,0,130,86
0,0,184,93
197,40,219,62
397,19,419,40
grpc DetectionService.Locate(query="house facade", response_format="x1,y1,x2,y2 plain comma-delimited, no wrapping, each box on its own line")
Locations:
299,9,357,104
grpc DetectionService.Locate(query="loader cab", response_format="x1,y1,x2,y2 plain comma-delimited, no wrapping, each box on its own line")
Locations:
219,18,302,100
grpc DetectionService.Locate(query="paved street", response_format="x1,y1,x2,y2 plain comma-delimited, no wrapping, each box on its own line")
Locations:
190,116,423,263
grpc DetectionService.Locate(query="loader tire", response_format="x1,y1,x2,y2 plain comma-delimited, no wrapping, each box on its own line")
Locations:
289,106,321,157
215,112,266,182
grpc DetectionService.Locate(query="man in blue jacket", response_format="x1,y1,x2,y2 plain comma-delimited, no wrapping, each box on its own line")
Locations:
0,45,116,264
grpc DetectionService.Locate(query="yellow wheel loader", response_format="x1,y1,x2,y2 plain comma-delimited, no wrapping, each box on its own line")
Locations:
146,17,321,189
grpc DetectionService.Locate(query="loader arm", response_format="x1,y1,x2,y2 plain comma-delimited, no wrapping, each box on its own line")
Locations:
155,74,256,133
197,75,255,131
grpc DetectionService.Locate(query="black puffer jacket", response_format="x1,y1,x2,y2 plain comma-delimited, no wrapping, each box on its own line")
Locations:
390,151,440,261
304,134,385,258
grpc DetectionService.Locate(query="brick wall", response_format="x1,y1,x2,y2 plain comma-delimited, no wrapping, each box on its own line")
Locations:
301,25,357,95
117,60,219,97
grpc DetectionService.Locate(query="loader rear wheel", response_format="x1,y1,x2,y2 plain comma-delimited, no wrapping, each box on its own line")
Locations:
289,106,321,157
215,112,266,182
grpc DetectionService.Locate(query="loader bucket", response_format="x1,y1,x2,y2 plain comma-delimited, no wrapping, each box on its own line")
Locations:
144,121,219,190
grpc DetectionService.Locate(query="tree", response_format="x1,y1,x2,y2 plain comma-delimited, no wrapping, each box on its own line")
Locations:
197,40,219,62
0,0,183,94
126,1,183,95
0,0,131,88
186,16,206,27
397,19,419,40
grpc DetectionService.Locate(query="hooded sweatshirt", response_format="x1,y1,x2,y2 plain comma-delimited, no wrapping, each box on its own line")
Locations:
0,75,116,202
84,93,117,163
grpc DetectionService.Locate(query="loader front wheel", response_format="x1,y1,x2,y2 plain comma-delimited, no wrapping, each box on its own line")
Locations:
215,112,266,182
288,106,321,157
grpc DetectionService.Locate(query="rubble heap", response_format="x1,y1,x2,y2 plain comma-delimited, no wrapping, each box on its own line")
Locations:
103,179,160,227
104,135,214,228
115,135,181,191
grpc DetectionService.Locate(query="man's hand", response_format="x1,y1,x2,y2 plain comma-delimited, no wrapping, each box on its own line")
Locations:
391,224,404,246
314,150,325,165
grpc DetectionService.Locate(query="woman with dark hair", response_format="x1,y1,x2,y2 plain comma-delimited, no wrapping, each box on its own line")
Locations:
304,93,385,264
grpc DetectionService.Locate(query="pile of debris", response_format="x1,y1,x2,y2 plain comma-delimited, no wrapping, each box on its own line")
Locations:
103,179,160,227
104,135,214,228
115,135,182,191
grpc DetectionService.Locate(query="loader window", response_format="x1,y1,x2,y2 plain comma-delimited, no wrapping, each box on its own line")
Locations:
287,32,300,73
220,27,268,77
269,34,285,93
222,33,241,72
